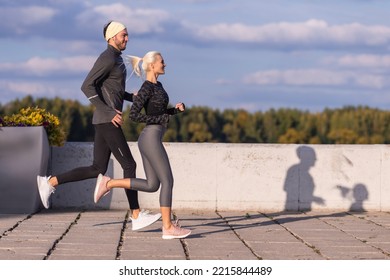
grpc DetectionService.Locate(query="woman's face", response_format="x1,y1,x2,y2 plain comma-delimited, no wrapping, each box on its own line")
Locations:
152,54,166,75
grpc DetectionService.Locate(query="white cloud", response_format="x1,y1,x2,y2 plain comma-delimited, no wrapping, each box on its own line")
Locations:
0,79,83,102
215,78,233,85
51,40,98,55
190,19,390,49
77,3,171,34
4,3,390,52
0,6,57,34
5,81,53,95
0,56,95,77
333,54,390,68
242,69,386,89
0,80,62,98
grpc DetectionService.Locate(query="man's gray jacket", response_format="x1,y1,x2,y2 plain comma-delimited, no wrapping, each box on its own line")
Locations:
81,44,133,125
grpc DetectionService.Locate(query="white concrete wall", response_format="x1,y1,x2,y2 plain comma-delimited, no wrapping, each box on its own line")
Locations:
49,142,390,212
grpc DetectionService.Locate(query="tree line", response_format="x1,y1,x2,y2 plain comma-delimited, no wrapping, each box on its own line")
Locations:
2,95,390,144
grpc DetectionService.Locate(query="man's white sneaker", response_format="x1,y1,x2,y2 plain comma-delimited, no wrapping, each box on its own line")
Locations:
131,210,162,231
37,176,55,209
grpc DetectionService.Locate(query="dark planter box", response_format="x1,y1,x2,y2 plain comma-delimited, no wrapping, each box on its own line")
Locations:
0,126,50,213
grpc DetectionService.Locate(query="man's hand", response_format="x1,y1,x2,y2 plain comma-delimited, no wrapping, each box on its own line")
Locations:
111,109,123,127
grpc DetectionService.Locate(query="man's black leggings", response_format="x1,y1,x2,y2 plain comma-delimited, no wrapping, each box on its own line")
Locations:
56,123,139,209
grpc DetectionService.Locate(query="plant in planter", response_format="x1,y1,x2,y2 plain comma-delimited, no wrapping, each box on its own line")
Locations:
0,106,66,213
0,106,66,146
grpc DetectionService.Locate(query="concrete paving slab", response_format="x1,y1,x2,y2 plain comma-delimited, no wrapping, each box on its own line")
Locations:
1,210,390,260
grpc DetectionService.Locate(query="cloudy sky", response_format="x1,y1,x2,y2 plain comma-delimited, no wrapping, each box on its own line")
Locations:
2,0,390,112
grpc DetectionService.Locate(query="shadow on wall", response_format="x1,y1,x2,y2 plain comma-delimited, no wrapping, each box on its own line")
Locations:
283,146,325,211
282,145,370,212
336,183,369,212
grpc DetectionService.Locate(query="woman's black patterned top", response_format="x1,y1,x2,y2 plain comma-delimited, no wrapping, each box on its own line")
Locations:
129,80,179,126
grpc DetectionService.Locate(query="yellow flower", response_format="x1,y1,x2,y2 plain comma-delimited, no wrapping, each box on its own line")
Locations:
0,106,65,146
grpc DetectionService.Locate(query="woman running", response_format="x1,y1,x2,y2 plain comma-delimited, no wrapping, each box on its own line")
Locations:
94,51,191,239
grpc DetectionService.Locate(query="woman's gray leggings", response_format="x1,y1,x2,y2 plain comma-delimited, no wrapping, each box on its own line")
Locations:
130,124,174,207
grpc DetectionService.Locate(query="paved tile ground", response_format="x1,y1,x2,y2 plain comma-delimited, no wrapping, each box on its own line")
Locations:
1,209,390,260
